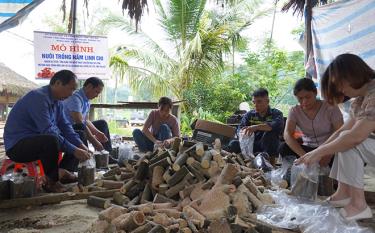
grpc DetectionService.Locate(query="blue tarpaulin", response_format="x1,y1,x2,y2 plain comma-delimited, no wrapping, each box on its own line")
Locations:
0,0,45,33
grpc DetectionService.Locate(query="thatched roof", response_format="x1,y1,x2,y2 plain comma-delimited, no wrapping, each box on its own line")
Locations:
0,63,39,96
282,0,329,16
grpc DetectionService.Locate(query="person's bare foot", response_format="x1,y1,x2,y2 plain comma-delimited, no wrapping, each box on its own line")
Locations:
43,179,68,193
59,168,78,184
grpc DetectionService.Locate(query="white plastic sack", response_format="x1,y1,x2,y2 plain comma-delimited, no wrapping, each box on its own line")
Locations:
239,132,254,160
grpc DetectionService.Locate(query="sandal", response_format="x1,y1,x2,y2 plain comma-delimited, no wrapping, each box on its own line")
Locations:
43,180,68,193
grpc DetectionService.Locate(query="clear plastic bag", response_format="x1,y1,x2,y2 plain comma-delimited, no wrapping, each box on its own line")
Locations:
239,132,254,159
268,156,294,187
257,190,373,233
252,152,273,172
290,163,319,201
118,143,135,166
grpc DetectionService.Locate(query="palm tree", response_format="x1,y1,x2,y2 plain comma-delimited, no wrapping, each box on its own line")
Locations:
105,0,265,100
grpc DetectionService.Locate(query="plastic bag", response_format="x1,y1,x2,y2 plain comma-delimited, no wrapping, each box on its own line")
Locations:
239,132,254,159
257,190,373,233
318,166,334,196
290,163,319,200
268,156,294,187
118,143,135,166
252,152,273,172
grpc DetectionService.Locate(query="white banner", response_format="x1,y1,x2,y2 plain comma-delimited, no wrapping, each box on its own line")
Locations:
34,31,109,80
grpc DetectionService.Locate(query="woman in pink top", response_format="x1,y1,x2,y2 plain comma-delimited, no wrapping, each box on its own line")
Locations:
279,78,343,166
297,54,375,221
132,97,180,152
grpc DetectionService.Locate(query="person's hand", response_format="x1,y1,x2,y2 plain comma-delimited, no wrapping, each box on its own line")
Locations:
95,131,108,143
154,140,163,146
93,140,104,151
74,148,91,162
295,150,323,166
242,126,256,136
163,139,171,147
319,154,334,167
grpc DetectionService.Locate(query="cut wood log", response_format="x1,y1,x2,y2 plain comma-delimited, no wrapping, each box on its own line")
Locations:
180,227,193,233
181,212,199,233
162,168,172,183
113,191,130,206
183,205,206,228
232,176,243,187
189,160,210,178
152,166,165,190
140,183,152,204
179,184,196,199
165,179,188,198
187,164,205,182
128,195,141,206
116,172,134,181
97,180,124,189
99,205,128,222
149,151,170,165
214,138,221,151
201,151,213,169
120,179,136,195
208,218,232,233
127,182,145,199
154,208,182,219
149,224,166,233
207,161,220,177
196,142,204,156
134,159,149,182
149,157,172,170
171,137,182,153
0,189,119,209
172,152,188,171
102,175,117,181
167,166,189,186
103,167,122,177
153,212,173,226
126,202,152,213
215,164,239,186
87,195,111,209
158,183,169,195
153,193,178,206
120,211,145,231
130,222,153,233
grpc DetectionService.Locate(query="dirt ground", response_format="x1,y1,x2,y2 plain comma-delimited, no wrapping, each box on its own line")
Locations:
0,200,100,233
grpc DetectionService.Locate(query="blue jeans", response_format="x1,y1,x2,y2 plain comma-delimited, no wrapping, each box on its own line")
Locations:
132,124,172,152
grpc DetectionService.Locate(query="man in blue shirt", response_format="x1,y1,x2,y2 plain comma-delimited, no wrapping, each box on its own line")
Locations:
4,70,91,193
228,88,284,165
62,77,112,171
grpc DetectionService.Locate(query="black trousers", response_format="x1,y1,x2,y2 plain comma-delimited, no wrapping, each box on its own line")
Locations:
59,120,112,172
7,135,60,182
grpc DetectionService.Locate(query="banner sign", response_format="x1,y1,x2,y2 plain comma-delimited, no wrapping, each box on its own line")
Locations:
34,31,109,79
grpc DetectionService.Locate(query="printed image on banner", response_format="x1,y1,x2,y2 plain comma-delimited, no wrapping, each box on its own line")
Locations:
34,31,109,80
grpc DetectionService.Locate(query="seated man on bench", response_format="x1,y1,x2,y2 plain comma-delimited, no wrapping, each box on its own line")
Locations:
62,77,113,171
4,70,91,193
228,88,284,165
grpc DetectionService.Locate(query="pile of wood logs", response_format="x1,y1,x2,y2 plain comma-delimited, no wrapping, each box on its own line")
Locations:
86,139,276,233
